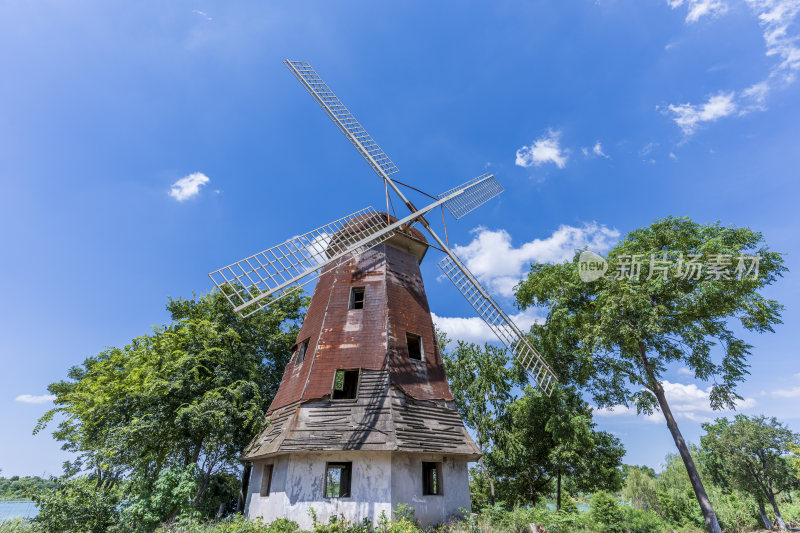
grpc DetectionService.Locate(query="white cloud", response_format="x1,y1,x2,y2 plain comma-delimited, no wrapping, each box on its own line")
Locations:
593,141,610,158
192,9,213,20
666,0,800,133
677,367,693,376
169,172,210,202
771,386,800,398
668,0,729,22
666,92,737,135
15,394,56,404
433,308,544,345
515,130,568,169
594,380,756,424
452,223,620,297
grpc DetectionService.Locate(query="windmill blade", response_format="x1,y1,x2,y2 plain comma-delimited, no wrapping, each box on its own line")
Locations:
438,253,557,396
285,60,399,180
437,173,504,220
210,207,394,317
210,176,486,317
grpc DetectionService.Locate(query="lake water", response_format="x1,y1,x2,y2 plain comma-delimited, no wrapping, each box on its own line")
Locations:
0,501,38,521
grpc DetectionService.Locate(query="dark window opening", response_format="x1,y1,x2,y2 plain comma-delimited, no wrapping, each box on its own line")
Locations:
349,287,365,310
406,333,422,361
325,462,352,498
260,464,273,497
295,338,310,365
332,369,359,400
422,462,442,495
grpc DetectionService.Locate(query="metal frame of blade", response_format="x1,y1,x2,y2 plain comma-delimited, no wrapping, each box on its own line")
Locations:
437,173,504,220
438,254,557,396
285,60,399,180
209,207,393,317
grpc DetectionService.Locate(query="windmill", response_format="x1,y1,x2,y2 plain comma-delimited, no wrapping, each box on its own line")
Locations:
209,61,558,527
210,60,557,396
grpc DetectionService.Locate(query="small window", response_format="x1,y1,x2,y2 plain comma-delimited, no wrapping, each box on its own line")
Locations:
349,287,365,310
325,462,352,498
332,369,359,400
406,333,422,361
260,464,273,497
422,462,442,495
295,338,310,365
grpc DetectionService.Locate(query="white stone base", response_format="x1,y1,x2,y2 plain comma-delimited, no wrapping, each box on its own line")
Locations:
245,451,471,528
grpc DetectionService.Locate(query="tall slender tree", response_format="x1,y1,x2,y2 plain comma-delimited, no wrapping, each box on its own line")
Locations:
515,216,785,533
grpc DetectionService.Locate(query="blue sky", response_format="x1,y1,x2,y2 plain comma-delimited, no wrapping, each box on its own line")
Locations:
1,0,799,477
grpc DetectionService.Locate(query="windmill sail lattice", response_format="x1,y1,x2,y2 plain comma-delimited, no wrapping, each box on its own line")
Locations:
209,207,393,317
437,173,504,220
438,255,556,396
286,60,399,180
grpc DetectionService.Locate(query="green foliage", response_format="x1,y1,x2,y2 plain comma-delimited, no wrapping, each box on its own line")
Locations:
488,386,624,506
618,506,664,533
0,476,57,501
154,514,300,532
515,216,786,529
35,289,306,518
308,509,371,533
516,216,786,414
31,476,120,533
701,414,800,524
621,466,658,512
0,518,35,533
653,454,703,528
120,464,201,532
591,491,624,533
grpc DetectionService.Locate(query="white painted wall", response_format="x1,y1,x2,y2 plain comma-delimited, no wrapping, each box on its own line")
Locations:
390,453,471,526
245,452,471,528
246,451,393,529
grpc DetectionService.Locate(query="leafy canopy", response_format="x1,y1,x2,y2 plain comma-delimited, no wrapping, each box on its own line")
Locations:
701,415,800,502
515,216,785,413
34,289,306,516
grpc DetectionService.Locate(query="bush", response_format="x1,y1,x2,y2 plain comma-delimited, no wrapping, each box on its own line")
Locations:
0,518,35,533
155,514,300,532
591,491,624,533
31,477,120,533
619,506,664,533
120,464,201,532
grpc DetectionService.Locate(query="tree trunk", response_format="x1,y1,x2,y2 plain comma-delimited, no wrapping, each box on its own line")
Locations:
766,492,786,531
639,345,722,533
236,462,252,514
192,470,212,508
478,456,496,506
758,500,773,530
556,470,562,511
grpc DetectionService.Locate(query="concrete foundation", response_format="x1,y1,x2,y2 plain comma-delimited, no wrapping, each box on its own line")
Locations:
245,451,471,528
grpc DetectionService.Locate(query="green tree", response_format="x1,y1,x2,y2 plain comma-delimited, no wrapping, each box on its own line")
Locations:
440,337,522,505
515,216,785,533
489,386,624,507
621,466,658,513
32,477,120,533
34,289,306,523
701,415,800,531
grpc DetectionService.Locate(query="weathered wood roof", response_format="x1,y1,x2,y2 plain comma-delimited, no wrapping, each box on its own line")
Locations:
243,369,480,460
